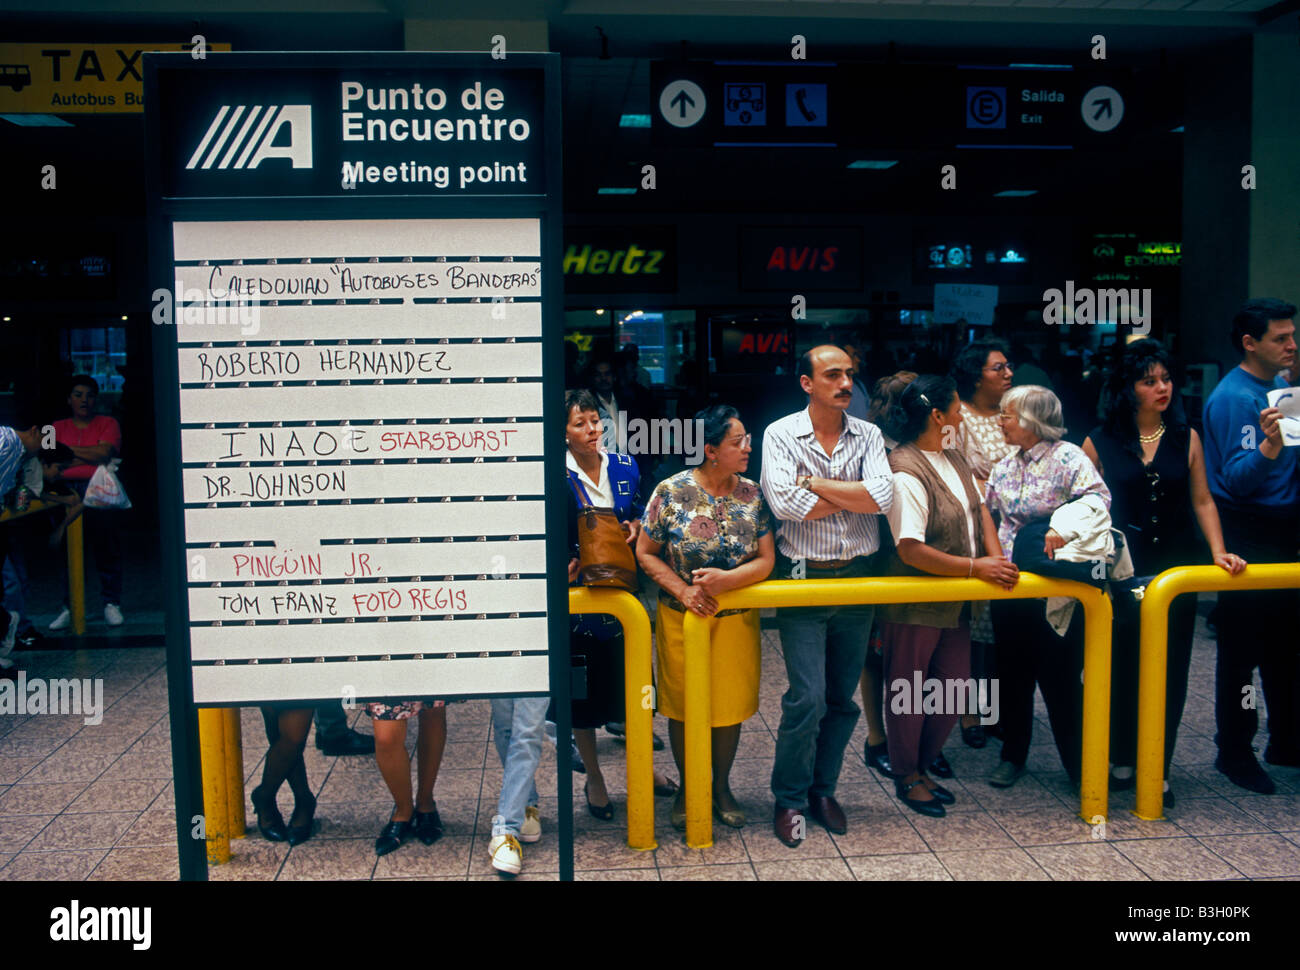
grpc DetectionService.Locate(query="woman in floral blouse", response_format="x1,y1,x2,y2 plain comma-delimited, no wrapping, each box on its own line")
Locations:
949,339,1018,750
984,385,1111,791
637,405,775,830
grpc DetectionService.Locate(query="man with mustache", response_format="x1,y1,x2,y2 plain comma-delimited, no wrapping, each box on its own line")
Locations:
760,345,894,846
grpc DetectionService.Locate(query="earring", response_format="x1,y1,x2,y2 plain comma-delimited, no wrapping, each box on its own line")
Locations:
711,459,718,466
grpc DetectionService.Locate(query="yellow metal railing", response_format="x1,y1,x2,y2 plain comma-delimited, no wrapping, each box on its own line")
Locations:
0,499,87,635
1135,563,1300,821
682,573,1114,848
568,588,657,851
203,588,658,863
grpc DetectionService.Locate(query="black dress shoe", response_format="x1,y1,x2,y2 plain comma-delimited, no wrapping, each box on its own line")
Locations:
585,781,614,821
250,785,289,842
924,780,956,805
928,754,955,779
961,724,987,749
316,728,375,756
895,778,945,818
375,817,413,856
866,742,894,779
1215,754,1276,794
287,794,316,846
413,807,444,845
1109,770,1136,791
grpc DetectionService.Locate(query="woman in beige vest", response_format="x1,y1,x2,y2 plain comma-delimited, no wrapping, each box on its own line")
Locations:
879,376,1020,817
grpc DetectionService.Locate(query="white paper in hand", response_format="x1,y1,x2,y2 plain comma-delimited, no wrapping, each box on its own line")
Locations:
1266,387,1300,447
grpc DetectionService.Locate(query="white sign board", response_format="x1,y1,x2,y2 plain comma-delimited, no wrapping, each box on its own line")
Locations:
934,283,999,327
171,217,547,703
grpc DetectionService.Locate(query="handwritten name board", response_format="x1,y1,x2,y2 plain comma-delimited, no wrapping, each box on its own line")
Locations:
171,218,547,704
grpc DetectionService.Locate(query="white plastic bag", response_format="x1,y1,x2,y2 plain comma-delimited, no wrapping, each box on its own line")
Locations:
84,460,131,510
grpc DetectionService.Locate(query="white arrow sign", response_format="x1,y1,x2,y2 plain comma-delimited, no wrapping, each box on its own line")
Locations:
1082,85,1124,133
659,80,706,129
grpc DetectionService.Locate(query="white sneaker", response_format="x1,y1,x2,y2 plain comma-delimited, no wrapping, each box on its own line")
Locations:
520,805,542,843
489,833,522,875
1,610,18,657
104,604,124,626
49,607,71,632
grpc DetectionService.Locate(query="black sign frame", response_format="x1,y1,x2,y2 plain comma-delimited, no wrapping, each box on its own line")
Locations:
144,51,569,882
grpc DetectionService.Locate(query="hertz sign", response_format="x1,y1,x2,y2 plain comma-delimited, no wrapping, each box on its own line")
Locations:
562,226,675,293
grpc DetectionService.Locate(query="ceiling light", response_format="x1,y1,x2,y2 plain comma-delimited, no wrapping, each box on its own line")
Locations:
597,187,636,195
619,114,651,128
994,190,1038,197
1169,125,1184,133
847,160,897,170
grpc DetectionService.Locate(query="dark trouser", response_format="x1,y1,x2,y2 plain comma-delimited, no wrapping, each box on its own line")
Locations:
1214,502,1300,764
771,600,874,809
313,701,350,742
60,497,124,606
992,597,1085,785
1110,593,1198,773
881,621,971,777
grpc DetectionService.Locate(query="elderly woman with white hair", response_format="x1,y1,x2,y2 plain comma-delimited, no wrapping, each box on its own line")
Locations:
984,385,1111,791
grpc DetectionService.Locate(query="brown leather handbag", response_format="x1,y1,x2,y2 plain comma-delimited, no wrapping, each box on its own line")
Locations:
568,471,638,591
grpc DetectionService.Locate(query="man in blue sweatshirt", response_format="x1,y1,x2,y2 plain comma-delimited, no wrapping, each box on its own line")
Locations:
1202,298,1299,794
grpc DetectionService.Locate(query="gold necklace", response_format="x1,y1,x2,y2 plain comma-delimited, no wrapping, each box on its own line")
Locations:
1138,421,1166,444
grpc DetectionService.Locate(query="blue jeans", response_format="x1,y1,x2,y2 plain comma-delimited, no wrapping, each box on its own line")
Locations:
771,604,874,809
491,696,549,836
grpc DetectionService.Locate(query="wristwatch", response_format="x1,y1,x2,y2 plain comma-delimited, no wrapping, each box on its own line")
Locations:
799,475,813,491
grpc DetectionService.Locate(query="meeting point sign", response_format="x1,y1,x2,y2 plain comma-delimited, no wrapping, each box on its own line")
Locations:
147,53,546,198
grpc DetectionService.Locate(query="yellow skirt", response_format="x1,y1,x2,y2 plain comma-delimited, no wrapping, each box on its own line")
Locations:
655,602,761,727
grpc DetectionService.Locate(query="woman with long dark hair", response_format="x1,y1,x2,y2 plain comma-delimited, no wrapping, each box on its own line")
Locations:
859,371,916,780
637,405,775,829
878,376,1019,816
1082,339,1245,804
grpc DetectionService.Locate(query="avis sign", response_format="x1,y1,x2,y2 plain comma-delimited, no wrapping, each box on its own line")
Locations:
0,42,230,114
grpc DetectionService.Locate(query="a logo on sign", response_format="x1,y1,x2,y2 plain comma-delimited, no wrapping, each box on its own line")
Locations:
186,104,313,170
966,87,1006,129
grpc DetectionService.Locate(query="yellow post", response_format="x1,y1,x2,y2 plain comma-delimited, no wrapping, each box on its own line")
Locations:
681,574,1113,847
66,514,86,635
1136,563,1300,820
681,610,713,848
568,588,657,851
223,708,246,839
198,707,231,864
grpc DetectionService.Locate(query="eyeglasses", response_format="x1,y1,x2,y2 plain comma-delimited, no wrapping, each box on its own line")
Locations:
986,362,1014,373
728,433,753,449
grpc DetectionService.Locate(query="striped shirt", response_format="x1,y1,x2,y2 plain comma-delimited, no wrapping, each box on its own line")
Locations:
760,407,894,560
0,427,27,497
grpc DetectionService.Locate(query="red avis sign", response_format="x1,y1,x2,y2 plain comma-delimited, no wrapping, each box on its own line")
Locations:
765,246,838,273
736,331,791,354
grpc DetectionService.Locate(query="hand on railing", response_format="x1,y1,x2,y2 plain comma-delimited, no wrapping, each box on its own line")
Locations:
680,584,720,617
973,555,1020,591
1211,551,1247,576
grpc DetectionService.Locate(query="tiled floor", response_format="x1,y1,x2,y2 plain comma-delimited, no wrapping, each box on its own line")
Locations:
2,606,1298,880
